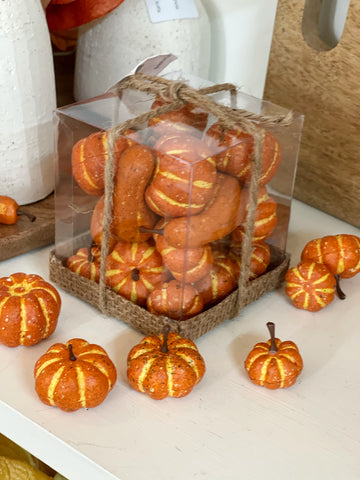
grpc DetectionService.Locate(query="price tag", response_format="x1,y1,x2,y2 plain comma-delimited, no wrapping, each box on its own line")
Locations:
145,0,199,23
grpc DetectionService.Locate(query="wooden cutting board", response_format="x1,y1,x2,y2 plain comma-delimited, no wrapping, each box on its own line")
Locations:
264,0,360,227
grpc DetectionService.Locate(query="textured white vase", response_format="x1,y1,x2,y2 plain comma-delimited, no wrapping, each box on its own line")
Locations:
0,0,56,205
74,0,211,101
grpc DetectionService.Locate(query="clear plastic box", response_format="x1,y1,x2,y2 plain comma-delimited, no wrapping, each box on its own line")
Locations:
50,74,303,339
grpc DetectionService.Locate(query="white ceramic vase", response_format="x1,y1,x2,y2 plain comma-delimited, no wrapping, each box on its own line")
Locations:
74,0,211,101
0,0,56,205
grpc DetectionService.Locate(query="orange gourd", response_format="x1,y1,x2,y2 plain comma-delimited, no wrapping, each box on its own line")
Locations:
127,325,206,400
245,322,303,389
66,246,101,282
229,241,271,280
0,273,61,347
34,338,117,412
0,196,36,225
106,240,166,306
285,261,336,312
147,280,203,320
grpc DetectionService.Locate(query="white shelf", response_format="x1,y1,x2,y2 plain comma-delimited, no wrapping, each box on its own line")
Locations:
1,199,359,480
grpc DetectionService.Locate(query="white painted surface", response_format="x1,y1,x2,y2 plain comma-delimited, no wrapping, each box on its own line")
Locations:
0,0,56,205
74,0,211,101
0,199,359,480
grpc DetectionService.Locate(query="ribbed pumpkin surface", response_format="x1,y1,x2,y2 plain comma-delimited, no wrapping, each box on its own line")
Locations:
0,273,61,347
34,338,117,412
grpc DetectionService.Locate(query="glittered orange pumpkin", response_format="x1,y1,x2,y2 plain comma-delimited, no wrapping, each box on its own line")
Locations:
66,246,101,282
285,261,336,312
0,195,36,225
148,97,208,138
0,273,61,347
106,240,166,306
71,129,137,196
127,325,206,400
34,338,117,412
145,134,217,217
245,322,303,389
229,241,271,280
300,234,360,299
154,227,213,283
147,280,203,320
205,123,282,185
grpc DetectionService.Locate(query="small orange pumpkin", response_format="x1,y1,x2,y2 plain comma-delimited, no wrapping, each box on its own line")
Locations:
127,325,206,400
0,195,36,225
145,134,217,217
300,234,360,299
245,322,303,389
285,261,336,312
229,241,271,280
147,280,203,320
66,246,101,282
106,240,166,306
34,338,117,412
0,273,61,347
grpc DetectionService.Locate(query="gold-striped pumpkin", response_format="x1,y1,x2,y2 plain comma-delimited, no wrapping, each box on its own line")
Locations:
66,247,101,282
0,273,61,347
106,240,166,306
245,322,303,389
127,326,206,400
285,261,336,311
34,338,117,412
145,134,217,217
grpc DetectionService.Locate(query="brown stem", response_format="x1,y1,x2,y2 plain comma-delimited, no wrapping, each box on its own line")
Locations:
131,268,140,281
267,322,278,354
335,275,346,300
68,344,77,361
17,210,36,222
161,324,171,353
139,226,164,236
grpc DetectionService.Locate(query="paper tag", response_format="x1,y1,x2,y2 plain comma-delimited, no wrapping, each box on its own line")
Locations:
145,0,199,23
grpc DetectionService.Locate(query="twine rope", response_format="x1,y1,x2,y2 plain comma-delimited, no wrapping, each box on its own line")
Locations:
98,73,293,314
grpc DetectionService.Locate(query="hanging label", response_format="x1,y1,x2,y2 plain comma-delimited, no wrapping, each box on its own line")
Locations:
145,0,199,23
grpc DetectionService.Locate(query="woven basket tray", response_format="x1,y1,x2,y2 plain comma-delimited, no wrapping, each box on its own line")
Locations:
49,247,289,340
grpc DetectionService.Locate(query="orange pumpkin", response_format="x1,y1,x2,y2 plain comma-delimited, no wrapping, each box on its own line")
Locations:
245,322,303,389
66,246,101,282
301,234,360,299
229,241,271,280
127,325,206,399
0,273,61,347
147,280,203,320
0,195,36,225
34,338,117,412
195,251,238,307
145,134,217,217
148,97,208,138
71,129,137,196
154,225,213,283
285,261,336,312
90,195,119,249
205,123,282,185
106,240,166,306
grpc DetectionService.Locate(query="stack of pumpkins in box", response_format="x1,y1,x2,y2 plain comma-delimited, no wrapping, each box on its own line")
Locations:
68,99,282,320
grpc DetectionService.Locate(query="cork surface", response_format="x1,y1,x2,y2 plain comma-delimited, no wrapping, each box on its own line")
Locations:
264,0,360,227
0,194,55,261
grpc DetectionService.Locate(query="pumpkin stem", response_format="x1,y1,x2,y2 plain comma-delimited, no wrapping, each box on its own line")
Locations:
17,210,36,222
267,322,278,354
131,268,140,281
139,226,164,236
68,344,77,361
161,324,171,353
335,275,346,300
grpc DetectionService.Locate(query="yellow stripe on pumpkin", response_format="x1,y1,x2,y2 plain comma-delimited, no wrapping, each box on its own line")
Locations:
19,297,27,345
151,187,205,209
76,366,87,408
79,143,99,190
47,366,66,405
138,357,157,392
37,296,51,338
34,357,63,378
166,357,174,396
